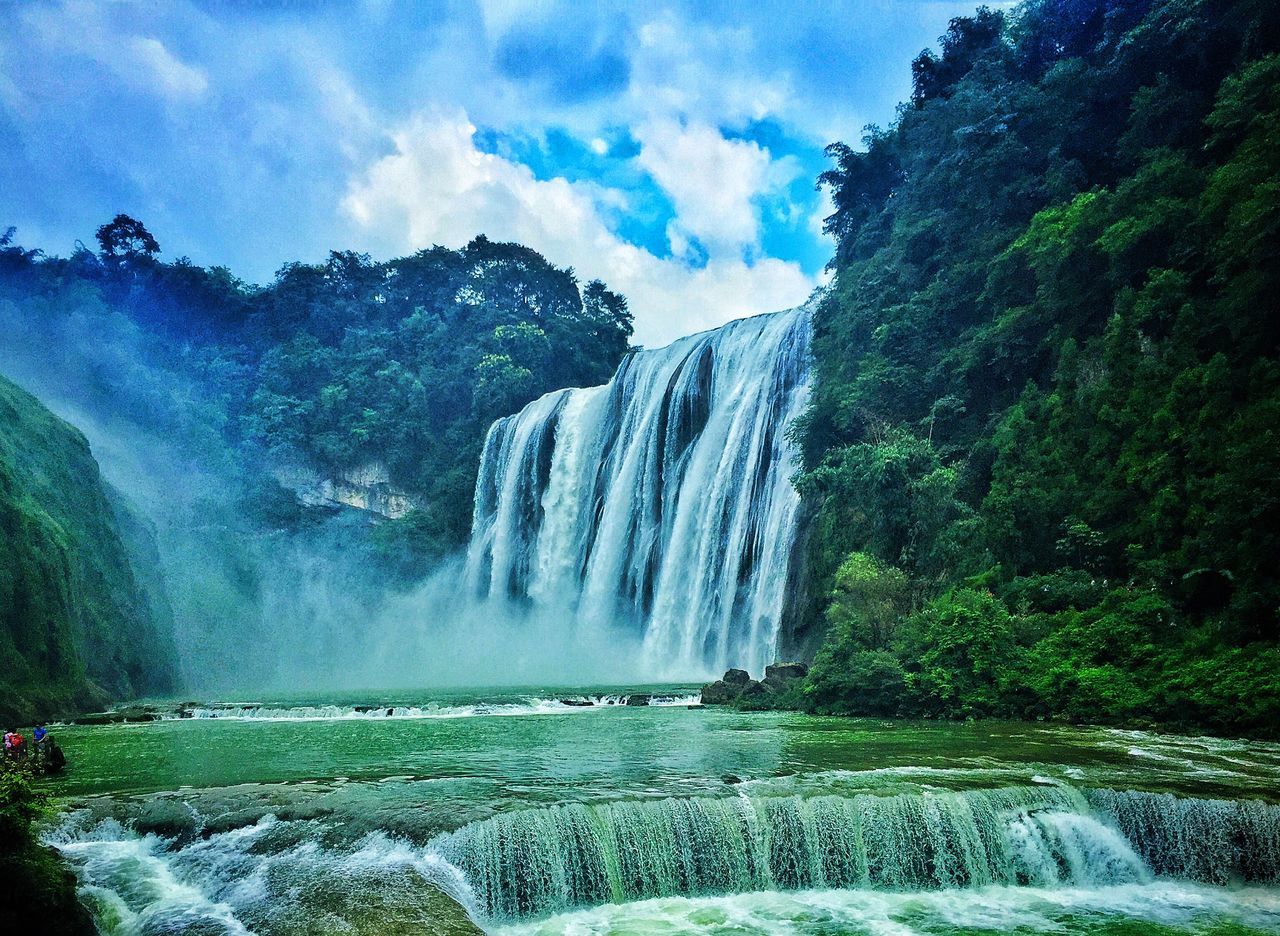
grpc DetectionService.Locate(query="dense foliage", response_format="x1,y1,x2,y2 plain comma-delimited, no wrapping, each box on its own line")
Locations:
0,375,175,724
0,759,93,936
0,225,633,575
794,0,1280,735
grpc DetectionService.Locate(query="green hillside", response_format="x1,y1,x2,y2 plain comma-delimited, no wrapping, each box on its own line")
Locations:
789,0,1280,735
0,375,175,724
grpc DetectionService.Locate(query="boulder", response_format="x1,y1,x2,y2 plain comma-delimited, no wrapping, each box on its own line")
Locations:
700,681,737,705
740,679,770,698
625,694,651,706
723,668,751,685
559,698,594,707
764,662,809,682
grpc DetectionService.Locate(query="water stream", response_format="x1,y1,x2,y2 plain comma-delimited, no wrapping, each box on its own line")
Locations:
43,695,1280,935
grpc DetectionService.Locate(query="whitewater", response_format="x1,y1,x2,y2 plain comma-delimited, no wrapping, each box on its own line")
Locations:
463,305,812,678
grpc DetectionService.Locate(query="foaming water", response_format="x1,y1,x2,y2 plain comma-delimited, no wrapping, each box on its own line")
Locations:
160,694,701,722
52,786,1280,934
462,305,813,678
52,816,480,936
47,711,1280,934
427,785,1280,922
490,881,1280,935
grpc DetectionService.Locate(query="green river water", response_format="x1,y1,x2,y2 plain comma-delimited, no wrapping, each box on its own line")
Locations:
41,687,1280,935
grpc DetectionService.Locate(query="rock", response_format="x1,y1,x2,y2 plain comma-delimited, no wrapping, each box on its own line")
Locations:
625,694,651,706
72,712,119,726
740,679,770,698
721,774,743,785
699,681,737,705
559,699,594,707
764,662,808,682
73,706,159,725
723,668,751,685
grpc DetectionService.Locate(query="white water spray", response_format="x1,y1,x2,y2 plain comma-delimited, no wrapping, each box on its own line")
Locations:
463,306,813,678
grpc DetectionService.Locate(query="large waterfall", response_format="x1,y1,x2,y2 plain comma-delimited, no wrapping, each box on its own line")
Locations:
463,306,812,677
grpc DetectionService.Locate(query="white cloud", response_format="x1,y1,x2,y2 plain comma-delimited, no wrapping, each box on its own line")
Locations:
635,117,799,261
629,13,791,127
21,2,208,102
126,36,208,99
341,109,817,347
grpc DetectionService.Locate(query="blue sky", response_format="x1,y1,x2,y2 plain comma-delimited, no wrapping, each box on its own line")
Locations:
1,0,988,345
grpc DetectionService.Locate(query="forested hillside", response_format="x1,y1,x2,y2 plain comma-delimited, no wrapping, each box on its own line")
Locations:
0,222,633,698
791,0,1280,734
0,224,632,577
0,376,175,723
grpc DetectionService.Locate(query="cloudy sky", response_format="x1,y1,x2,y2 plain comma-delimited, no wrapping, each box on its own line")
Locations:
1,0,983,345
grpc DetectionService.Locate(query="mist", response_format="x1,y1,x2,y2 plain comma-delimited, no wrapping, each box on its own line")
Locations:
0,278,670,695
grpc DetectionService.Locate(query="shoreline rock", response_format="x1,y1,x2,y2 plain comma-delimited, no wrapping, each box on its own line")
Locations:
700,662,809,706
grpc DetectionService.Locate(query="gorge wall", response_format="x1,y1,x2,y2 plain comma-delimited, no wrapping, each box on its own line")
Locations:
0,375,176,723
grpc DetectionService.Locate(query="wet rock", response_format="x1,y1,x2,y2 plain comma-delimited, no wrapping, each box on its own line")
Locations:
699,681,736,705
723,668,751,685
560,699,594,707
764,662,808,683
625,694,652,706
71,712,118,726
721,774,743,785
740,679,769,698
72,706,158,725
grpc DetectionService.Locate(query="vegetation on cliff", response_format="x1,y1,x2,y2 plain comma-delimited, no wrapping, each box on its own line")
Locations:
1,223,633,576
0,375,175,724
792,0,1280,734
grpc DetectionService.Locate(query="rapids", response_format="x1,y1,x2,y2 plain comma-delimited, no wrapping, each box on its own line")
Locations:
42,697,1280,935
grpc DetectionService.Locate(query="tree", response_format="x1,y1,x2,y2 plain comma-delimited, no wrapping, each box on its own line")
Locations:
95,214,159,261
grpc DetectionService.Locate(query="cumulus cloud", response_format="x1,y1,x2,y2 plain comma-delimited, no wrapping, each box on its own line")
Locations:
635,117,799,260
342,110,816,346
2,0,984,340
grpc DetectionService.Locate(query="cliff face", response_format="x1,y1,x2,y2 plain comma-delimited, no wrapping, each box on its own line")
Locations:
0,374,176,724
274,462,421,519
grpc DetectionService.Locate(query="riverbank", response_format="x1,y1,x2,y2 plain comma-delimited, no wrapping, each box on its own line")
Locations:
0,760,93,935
699,665,1280,741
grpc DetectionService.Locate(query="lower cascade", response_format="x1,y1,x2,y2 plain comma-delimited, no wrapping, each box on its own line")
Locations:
463,305,813,677
428,786,1280,922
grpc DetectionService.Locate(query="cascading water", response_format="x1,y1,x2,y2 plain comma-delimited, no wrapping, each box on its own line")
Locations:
463,305,813,678
428,786,1280,923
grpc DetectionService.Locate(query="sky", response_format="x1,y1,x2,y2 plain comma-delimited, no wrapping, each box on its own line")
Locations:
0,0,986,346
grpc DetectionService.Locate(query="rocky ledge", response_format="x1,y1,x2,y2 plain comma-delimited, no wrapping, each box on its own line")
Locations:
700,662,809,705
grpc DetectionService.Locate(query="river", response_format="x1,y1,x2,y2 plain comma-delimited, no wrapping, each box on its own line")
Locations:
43,687,1280,934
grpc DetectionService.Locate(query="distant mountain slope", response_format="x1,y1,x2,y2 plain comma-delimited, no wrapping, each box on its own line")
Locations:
0,374,175,723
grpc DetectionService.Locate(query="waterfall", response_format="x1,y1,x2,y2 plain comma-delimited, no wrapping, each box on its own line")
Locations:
463,306,813,677
429,786,1280,923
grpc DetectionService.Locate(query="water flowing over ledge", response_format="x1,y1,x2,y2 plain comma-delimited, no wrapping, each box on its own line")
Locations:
463,306,813,678
138,694,702,721
428,785,1280,923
